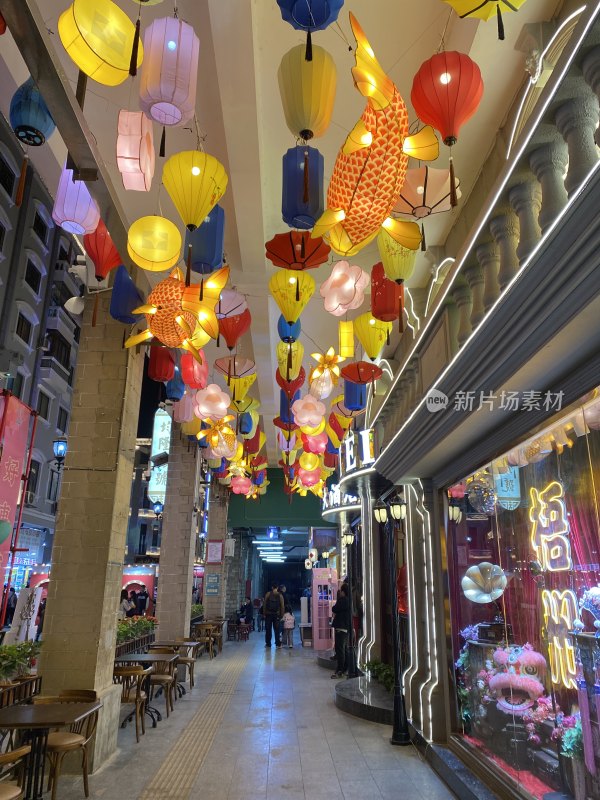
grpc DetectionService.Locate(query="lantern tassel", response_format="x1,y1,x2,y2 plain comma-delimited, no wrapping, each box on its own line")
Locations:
295,279,300,302
200,278,204,301
185,243,192,287
386,328,390,347
305,29,313,61
159,126,166,158
303,149,309,204
496,5,505,40
92,292,99,328
129,18,141,77
300,234,305,260
122,330,127,349
399,282,405,334
15,156,28,207
420,223,426,252
449,156,458,208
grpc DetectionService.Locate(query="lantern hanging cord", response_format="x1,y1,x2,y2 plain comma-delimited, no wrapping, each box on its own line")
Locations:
173,1,179,19
436,9,453,54
332,22,353,52
385,8,448,76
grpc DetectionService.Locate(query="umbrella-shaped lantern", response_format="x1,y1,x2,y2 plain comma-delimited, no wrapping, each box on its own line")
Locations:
443,0,527,40
266,231,330,271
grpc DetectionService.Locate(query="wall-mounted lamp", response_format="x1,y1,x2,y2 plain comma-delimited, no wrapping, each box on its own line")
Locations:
342,526,355,547
448,502,463,524
374,500,388,524
53,438,68,471
152,501,164,520
389,495,406,521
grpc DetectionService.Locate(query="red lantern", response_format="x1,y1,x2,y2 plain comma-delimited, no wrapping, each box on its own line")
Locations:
276,366,306,400
148,348,175,382
83,219,121,281
341,361,383,384
244,425,262,455
181,352,208,389
265,231,330,270
411,51,483,205
371,262,404,329
0,13,6,35
218,308,251,350
324,451,338,469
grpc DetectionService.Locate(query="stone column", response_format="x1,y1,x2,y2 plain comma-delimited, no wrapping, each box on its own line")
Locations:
202,487,229,620
555,93,600,196
397,374,411,421
357,493,381,664
463,261,485,327
475,241,500,313
404,361,417,413
451,280,473,348
582,47,600,145
509,179,542,264
490,209,520,290
529,141,568,233
155,429,198,640
40,293,144,768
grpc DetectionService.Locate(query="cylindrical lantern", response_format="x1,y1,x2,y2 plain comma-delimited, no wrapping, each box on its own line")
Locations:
52,162,100,235
9,77,55,146
371,262,403,323
277,315,301,343
181,352,208,389
163,151,228,231
184,204,224,274
117,110,155,192
148,347,174,382
282,145,324,230
84,218,121,281
339,320,354,358
377,229,417,284
269,269,315,324
58,0,143,86
344,380,366,411
353,312,392,360
280,389,300,424
166,370,185,401
278,44,336,140
139,17,199,126
127,215,181,271
109,265,143,324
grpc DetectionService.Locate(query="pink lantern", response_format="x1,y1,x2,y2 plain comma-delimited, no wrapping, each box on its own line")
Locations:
320,261,369,317
194,383,231,420
181,351,208,389
292,394,326,428
302,431,327,454
139,17,200,127
52,162,100,235
173,391,194,423
216,289,248,318
297,466,320,487
448,482,467,499
231,476,252,495
116,110,155,192
277,431,296,452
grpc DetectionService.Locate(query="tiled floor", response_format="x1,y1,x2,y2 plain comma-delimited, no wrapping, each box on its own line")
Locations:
57,635,455,800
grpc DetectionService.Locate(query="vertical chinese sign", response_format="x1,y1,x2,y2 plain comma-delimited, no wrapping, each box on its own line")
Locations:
147,408,172,506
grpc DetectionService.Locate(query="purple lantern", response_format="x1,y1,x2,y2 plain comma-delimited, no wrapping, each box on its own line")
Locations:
52,163,100,235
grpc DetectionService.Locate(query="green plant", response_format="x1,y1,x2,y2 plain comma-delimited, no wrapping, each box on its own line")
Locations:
15,641,41,676
560,720,583,760
190,603,204,619
115,616,157,644
0,644,29,682
364,660,395,693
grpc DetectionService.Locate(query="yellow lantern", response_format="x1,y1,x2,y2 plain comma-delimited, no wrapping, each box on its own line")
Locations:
225,373,257,403
334,413,353,431
227,441,245,463
181,417,202,437
299,451,320,471
128,215,181,272
59,0,144,86
269,269,315,324
377,228,417,283
300,419,326,436
354,312,392,360
326,422,341,449
276,340,304,381
278,44,336,141
162,151,228,231
339,320,354,358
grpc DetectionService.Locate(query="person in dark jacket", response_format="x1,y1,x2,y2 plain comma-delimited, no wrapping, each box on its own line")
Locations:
264,584,285,648
331,586,351,678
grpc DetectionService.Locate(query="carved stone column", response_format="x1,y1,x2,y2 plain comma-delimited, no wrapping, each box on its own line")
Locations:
555,93,600,196
404,362,417,413
464,261,485,327
451,281,473,348
529,140,568,233
397,374,411,421
509,179,542,264
582,47,600,145
475,241,500,313
489,210,520,290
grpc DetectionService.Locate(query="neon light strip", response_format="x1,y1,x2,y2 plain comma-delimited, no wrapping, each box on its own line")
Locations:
424,258,456,318
322,504,362,516
339,467,376,487
418,478,439,742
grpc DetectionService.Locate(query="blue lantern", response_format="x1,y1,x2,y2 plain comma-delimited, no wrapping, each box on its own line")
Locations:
166,369,185,401
276,0,344,31
343,380,366,411
277,314,301,343
280,389,300,424
184,204,225,275
282,145,324,230
238,412,253,436
197,423,209,448
254,470,266,486
9,77,55,147
110,265,144,324
326,438,338,455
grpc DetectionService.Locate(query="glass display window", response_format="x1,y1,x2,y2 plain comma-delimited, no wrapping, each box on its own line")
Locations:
447,390,600,800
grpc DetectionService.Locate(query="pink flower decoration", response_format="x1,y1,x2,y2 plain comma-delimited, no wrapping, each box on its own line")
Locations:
194,383,231,420
297,466,320,487
231,476,252,495
292,394,326,428
320,261,369,317
302,431,328,454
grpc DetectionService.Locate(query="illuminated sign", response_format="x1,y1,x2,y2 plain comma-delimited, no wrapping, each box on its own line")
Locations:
322,484,359,515
529,481,571,572
339,428,376,478
148,409,171,504
495,467,521,511
542,588,577,690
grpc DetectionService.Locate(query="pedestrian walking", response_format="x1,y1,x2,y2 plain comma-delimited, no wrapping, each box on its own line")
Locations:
282,605,295,649
331,586,351,678
6,588,17,626
264,583,284,648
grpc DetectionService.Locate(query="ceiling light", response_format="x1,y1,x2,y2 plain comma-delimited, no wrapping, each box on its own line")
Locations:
416,185,424,195
191,166,201,176
288,276,297,285
167,40,177,51
440,72,451,85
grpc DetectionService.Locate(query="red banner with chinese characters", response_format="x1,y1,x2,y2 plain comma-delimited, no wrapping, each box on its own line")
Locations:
0,394,31,571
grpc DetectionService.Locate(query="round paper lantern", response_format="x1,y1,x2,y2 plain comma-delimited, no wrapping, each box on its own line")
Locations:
173,391,194,423
354,312,392,360
376,229,417,284
371,263,403,323
58,0,143,86
231,476,252,495
320,261,369,316
184,205,224,274
84,219,121,281
166,370,185,401
127,216,181,271
181,352,208,389
52,162,100,235
299,451,320,471
266,231,330,270
277,315,301,343
117,110,155,192
269,269,315,324
139,17,199,126
297,466,320,487
148,347,174,382
10,77,55,146
343,380,366,411
394,165,461,218
278,44,336,140
163,151,228,231
282,145,324,230
292,395,325,428
194,383,231,421
276,340,304,382
309,371,334,401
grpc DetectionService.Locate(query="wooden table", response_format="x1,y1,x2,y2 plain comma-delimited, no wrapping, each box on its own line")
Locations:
115,653,178,723
0,700,102,800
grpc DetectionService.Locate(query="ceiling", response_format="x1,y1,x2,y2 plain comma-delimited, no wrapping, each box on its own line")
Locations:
0,0,561,465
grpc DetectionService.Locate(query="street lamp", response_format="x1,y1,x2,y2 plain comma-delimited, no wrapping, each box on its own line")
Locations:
389,495,406,521
52,438,68,471
342,523,360,679
373,500,388,524
448,501,463,523
152,501,163,520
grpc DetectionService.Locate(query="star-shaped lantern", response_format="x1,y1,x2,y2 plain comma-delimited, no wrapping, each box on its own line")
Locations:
196,416,236,449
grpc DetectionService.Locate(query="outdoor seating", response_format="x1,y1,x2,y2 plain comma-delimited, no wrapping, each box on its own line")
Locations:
147,649,177,718
0,744,31,800
237,623,251,641
193,624,216,659
113,666,151,743
226,620,238,642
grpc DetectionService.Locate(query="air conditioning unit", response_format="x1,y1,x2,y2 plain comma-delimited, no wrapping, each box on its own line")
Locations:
24,491,37,506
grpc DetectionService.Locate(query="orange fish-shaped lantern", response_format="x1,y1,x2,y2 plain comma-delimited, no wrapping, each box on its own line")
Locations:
313,14,439,257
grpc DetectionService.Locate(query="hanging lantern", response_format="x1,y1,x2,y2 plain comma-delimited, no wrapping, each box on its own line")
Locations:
277,315,301,343
292,395,325,429
313,15,437,257
310,347,344,384
52,162,100,235
297,466,321,487
0,13,5,34
269,270,315,324
148,347,174,382
166,370,185,401
216,290,248,318
278,43,336,140
194,384,231,421
218,309,252,351
298,451,320,472
9,77,55,147
302,431,328,454
238,412,253,437
181,352,208,389
320,261,369,316
341,361,383,384
282,145,324,230
163,151,228,231
116,110,155,192
443,0,527,41
197,417,236,449
309,371,334,401
173,391,195,424
394,166,461,219
343,380,366,411
276,340,304,382
83,219,121,281
139,17,199,126
214,356,255,381
377,229,417,284
354,312,392,360
224,372,257,404
266,231,330,271
339,320,354,358
231,476,252,496
184,205,225,275
109,265,144,324
276,365,306,400
58,0,143,86
371,263,404,327
127,215,181,272
411,51,483,206
280,389,300,425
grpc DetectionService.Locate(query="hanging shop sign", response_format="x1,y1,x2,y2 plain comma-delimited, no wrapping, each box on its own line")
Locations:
494,466,521,510
339,428,376,478
321,483,360,516
148,408,171,505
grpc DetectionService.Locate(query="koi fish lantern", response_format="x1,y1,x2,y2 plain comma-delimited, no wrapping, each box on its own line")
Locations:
313,14,439,257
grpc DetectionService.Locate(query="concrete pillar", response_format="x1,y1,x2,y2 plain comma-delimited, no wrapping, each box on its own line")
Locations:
490,209,520,290
202,487,229,619
155,429,198,640
463,261,485,327
529,141,568,233
555,92,599,196
582,47,600,145
40,292,144,768
509,179,542,264
475,241,500,313
358,494,381,665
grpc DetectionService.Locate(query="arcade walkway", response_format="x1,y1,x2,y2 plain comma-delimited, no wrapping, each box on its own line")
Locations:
58,636,455,800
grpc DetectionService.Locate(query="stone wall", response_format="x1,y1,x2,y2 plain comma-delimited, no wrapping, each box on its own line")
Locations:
202,487,229,619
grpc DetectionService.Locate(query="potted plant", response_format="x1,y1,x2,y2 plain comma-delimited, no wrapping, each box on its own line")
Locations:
560,719,586,800
0,644,28,684
14,641,41,678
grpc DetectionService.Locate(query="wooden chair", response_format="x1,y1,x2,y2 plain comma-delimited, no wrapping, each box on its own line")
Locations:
34,691,99,800
113,666,151,743
226,620,238,642
207,620,226,653
0,745,31,800
193,624,215,659
147,649,177,718
171,641,198,688
237,623,251,642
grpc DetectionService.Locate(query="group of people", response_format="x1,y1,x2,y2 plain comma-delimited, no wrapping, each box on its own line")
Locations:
263,583,295,649
119,587,150,619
